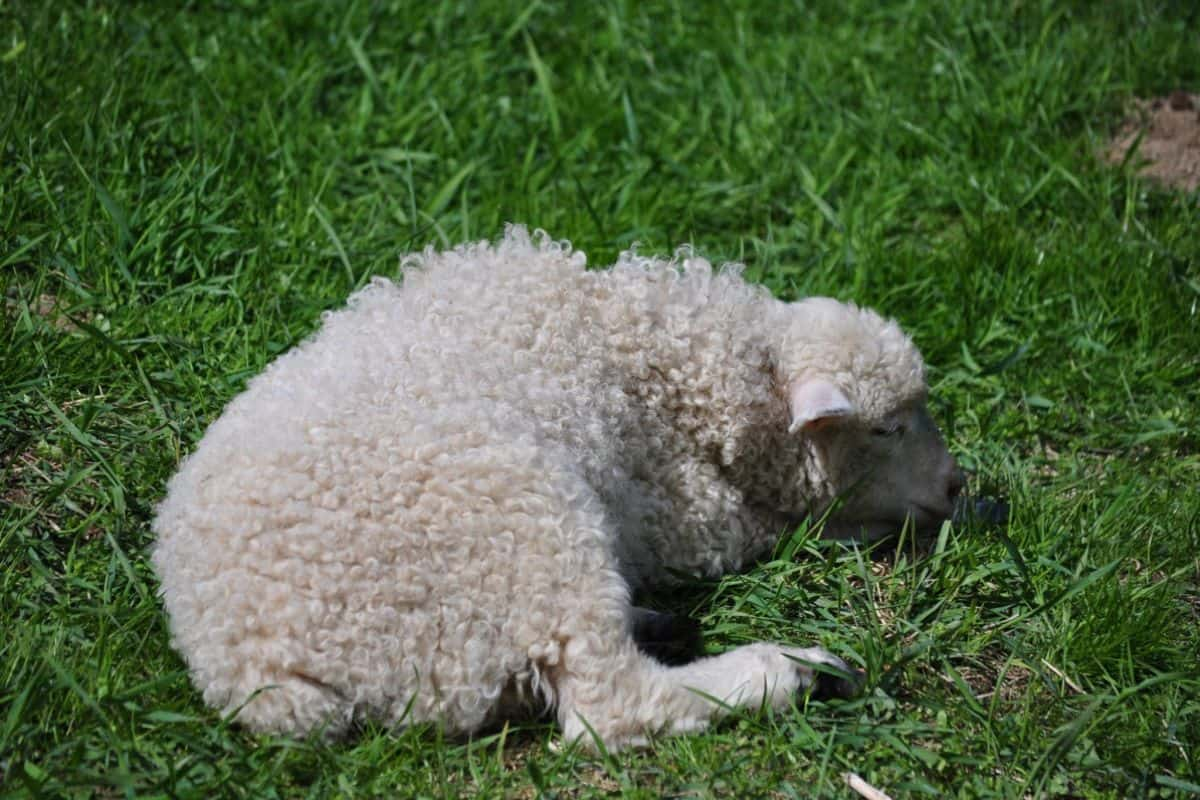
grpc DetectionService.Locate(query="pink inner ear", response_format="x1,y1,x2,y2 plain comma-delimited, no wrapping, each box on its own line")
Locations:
803,415,842,432
787,378,855,434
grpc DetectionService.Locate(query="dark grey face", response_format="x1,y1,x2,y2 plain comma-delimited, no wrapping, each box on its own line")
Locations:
812,403,965,541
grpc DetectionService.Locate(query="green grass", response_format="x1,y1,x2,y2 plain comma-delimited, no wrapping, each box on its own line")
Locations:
2,0,1199,796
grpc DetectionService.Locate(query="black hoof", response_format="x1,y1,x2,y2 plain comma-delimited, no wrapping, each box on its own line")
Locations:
952,496,1011,527
811,667,865,701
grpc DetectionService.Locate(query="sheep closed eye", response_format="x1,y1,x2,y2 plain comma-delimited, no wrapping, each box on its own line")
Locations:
871,423,904,438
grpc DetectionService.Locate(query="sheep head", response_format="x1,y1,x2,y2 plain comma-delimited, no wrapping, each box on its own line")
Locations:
770,297,965,541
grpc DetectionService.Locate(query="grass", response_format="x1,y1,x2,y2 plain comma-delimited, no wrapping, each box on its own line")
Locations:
2,0,1199,796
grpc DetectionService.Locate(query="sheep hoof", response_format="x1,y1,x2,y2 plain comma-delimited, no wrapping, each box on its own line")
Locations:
811,666,866,701
953,496,1010,528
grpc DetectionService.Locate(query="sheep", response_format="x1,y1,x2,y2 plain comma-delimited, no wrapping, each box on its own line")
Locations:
151,225,965,749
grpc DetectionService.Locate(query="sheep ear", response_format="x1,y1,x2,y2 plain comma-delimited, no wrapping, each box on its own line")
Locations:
787,379,854,434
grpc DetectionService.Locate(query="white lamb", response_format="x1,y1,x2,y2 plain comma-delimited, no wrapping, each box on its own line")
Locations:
152,226,965,749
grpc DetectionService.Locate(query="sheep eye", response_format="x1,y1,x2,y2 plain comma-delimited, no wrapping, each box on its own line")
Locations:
871,423,903,437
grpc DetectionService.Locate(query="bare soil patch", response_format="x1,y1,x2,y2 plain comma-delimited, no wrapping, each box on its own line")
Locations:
3,291,84,332
1104,91,1200,191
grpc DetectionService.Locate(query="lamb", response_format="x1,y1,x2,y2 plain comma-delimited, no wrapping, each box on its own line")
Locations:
151,226,965,749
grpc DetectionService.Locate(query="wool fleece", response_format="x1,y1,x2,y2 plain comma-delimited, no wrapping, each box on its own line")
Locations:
153,226,964,748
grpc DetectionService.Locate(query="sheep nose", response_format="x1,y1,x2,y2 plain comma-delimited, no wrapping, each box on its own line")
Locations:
946,468,966,502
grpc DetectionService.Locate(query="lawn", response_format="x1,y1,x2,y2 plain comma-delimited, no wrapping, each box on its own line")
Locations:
2,0,1199,797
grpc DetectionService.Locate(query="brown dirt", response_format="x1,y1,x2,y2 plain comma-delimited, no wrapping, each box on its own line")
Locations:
3,292,84,332
1104,91,1200,192
954,650,1034,704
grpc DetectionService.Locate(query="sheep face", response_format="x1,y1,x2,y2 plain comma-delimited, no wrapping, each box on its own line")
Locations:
791,382,965,540
773,297,964,540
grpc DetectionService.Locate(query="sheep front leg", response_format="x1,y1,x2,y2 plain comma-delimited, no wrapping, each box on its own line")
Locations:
552,634,859,749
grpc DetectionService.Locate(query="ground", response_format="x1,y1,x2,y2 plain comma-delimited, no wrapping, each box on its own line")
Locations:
1104,92,1200,191
1,1,1199,798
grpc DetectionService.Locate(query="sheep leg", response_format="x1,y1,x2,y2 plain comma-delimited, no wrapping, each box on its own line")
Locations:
551,631,859,749
534,483,857,748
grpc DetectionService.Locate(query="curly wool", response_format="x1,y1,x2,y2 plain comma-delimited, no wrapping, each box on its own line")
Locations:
152,225,928,743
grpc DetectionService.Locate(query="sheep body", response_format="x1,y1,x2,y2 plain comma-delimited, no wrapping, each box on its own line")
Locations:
153,226,959,746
